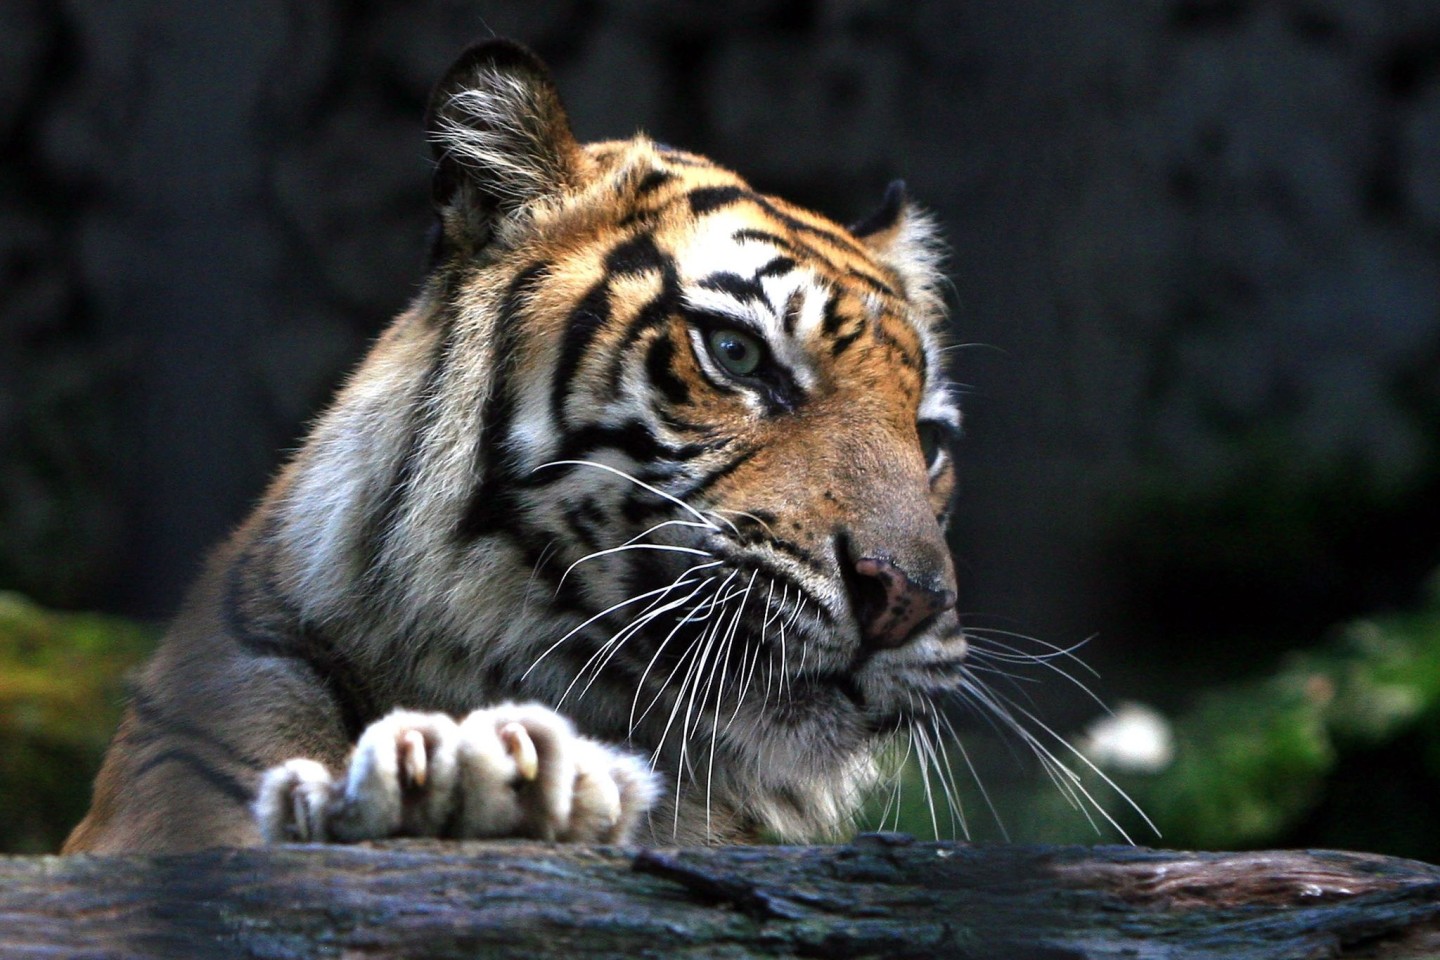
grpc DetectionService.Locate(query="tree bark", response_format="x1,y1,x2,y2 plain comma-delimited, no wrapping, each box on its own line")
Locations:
4,837,1438,959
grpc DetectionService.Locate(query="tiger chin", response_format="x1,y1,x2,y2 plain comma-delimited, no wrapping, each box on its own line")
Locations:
64,39,967,854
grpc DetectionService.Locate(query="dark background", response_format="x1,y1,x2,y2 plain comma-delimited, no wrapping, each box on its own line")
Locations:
3,0,1439,838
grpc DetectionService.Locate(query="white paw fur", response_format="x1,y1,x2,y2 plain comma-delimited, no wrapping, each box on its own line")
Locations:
254,705,658,844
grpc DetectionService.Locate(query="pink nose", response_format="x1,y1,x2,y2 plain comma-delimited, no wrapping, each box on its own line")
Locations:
853,557,957,650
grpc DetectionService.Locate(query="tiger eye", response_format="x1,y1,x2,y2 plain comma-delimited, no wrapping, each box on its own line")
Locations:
707,328,764,377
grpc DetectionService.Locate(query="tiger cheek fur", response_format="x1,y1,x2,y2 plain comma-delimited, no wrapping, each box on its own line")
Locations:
64,39,966,854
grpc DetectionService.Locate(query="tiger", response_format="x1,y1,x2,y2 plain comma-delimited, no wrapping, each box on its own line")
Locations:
64,38,967,854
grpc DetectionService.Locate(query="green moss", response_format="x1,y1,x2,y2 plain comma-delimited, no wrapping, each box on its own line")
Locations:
0,593,156,852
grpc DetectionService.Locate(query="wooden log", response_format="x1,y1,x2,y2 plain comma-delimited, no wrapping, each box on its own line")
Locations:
2,837,1437,959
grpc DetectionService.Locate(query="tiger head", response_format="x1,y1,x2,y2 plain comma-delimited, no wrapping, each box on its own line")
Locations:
277,40,967,841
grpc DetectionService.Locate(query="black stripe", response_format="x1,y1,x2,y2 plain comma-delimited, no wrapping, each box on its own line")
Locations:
594,234,679,397
646,334,690,406
458,263,550,540
733,227,796,250
223,532,374,741
675,446,757,503
550,420,711,473
821,292,847,337
655,148,710,167
131,747,256,807
358,375,437,589
752,536,824,573
654,404,726,439
605,232,666,276
848,268,896,297
848,179,907,238
550,280,612,424
825,292,865,357
635,169,677,196
563,496,607,551
688,186,870,259
458,480,523,540
512,533,590,616
698,270,766,303
689,185,747,216
726,508,778,543
128,689,261,774
755,255,797,279
604,259,682,396
831,329,862,357
733,227,895,297
870,319,922,372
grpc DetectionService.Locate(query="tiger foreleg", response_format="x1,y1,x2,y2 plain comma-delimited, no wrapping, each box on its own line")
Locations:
254,705,658,844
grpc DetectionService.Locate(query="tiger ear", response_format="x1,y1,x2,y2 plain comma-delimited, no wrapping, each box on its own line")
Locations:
426,39,583,248
850,180,947,313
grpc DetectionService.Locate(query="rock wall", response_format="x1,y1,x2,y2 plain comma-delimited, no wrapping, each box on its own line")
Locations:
2,0,1438,708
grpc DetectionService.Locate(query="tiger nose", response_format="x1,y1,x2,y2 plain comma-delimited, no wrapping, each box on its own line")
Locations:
852,556,957,650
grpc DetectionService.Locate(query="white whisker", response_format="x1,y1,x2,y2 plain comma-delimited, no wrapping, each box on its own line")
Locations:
631,570,737,731
534,459,717,529
522,567,718,681
565,568,719,704
954,673,1157,842
557,542,712,592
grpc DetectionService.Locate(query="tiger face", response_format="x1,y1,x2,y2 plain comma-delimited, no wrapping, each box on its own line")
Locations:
267,41,967,842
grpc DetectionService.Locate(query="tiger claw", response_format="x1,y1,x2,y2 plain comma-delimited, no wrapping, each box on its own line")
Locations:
499,721,539,781
399,728,428,790
291,789,316,840
579,768,621,831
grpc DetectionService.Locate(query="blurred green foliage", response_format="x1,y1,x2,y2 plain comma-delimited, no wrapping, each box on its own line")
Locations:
0,592,156,852
867,574,1440,860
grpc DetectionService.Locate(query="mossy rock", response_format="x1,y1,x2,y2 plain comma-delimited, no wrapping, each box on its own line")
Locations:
0,593,156,852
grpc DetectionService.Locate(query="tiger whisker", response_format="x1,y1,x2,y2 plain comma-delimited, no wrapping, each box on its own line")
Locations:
706,507,775,537
521,566,719,681
662,605,730,835
926,710,965,839
655,607,721,769
520,540,561,615
556,542,713,593
911,722,941,841
963,627,1099,672
938,709,1005,842
704,578,752,835
534,459,718,529
706,577,756,836
563,569,718,705
731,628,767,730
964,635,1110,714
952,674,1156,842
697,510,741,537
700,570,754,740
883,728,917,833
629,570,738,732
620,517,718,546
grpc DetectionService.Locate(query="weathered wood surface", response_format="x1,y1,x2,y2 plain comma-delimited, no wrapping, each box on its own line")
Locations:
3,837,1438,959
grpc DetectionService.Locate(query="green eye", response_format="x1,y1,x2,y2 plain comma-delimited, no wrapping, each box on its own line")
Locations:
707,328,765,377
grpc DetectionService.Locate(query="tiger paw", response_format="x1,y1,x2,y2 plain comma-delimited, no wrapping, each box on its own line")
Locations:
254,705,659,844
